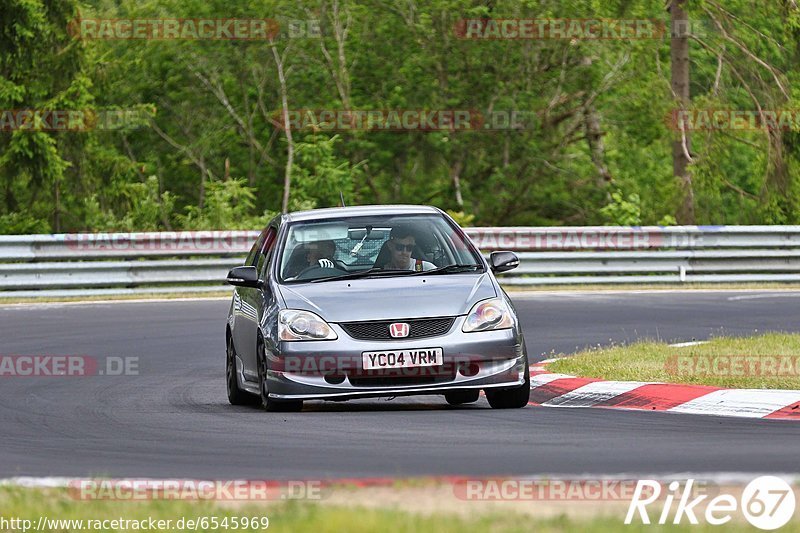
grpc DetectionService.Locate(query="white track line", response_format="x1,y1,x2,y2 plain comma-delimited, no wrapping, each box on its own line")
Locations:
728,293,800,301
668,341,708,348
543,381,652,408
669,389,800,418
530,373,574,388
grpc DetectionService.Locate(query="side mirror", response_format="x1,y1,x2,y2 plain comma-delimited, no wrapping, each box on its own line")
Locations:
490,251,519,273
227,266,262,288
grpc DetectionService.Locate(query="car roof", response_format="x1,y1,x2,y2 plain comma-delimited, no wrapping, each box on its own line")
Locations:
282,205,441,223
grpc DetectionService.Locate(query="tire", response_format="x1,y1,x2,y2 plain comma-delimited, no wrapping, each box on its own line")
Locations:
227,337,257,405
444,389,480,405
485,356,530,409
257,340,303,412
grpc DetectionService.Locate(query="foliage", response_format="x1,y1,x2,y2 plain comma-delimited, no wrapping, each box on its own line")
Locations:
289,135,360,211
180,178,276,230
446,210,476,227
600,191,642,226
2,0,800,232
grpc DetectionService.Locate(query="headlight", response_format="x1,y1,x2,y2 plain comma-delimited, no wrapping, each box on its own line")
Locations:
279,309,338,341
462,298,514,332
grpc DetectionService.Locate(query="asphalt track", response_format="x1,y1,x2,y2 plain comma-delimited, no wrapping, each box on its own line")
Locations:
1,290,800,479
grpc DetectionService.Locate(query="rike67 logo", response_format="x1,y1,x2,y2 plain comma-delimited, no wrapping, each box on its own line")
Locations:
626,477,796,530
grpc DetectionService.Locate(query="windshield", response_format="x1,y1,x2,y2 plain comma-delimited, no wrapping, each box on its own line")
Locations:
277,213,483,283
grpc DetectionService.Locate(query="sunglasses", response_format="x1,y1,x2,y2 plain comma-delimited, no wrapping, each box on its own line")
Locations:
391,242,415,252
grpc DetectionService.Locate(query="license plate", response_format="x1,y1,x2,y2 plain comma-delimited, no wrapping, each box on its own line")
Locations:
362,348,443,370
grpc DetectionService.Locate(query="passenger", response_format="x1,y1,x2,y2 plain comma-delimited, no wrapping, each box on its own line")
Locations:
383,226,436,271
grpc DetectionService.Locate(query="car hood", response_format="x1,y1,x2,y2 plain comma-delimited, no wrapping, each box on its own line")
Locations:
277,273,497,322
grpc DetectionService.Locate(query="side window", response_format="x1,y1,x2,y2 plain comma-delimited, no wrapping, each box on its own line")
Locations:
255,226,278,277
245,232,267,266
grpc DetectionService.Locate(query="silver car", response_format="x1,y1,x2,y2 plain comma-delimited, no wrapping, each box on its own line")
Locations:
225,205,529,411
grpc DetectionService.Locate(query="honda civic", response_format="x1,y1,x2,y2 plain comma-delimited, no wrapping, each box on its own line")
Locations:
226,205,529,411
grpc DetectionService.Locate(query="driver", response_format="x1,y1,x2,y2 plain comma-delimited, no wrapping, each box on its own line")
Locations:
384,226,436,271
305,239,337,269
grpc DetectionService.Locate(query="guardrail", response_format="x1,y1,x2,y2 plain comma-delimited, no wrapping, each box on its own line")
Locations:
1,226,799,297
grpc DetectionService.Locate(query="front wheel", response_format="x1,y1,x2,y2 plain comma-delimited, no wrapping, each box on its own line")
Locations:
485,356,530,409
257,340,303,412
227,337,256,405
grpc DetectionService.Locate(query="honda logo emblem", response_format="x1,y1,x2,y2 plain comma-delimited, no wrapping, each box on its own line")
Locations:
389,322,410,338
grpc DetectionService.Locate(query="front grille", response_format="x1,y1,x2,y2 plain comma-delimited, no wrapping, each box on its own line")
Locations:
347,366,456,387
339,317,455,340
348,375,448,387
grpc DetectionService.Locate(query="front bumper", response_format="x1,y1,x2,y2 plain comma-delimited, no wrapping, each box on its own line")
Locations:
265,316,527,400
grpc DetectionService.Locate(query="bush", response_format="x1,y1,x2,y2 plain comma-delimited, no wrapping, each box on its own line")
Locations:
0,213,51,234
180,178,276,230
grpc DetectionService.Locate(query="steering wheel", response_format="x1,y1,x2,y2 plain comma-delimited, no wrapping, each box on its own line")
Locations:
295,262,344,280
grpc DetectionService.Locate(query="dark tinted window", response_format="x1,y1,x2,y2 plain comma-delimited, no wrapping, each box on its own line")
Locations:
245,231,267,266
256,226,278,277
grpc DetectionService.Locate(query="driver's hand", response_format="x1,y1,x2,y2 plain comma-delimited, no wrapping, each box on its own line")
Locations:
317,259,335,269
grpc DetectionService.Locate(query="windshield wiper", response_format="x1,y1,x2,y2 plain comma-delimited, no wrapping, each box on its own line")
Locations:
411,264,482,275
308,268,415,283
306,264,481,283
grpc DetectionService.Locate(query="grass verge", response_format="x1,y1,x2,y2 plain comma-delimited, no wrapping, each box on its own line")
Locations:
547,333,800,389
0,487,794,532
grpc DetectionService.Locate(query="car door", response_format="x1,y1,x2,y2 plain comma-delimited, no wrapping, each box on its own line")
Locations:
231,229,266,380
238,224,279,379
